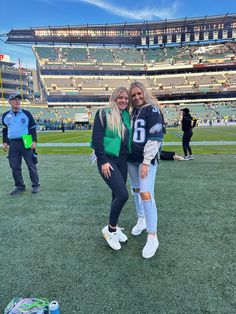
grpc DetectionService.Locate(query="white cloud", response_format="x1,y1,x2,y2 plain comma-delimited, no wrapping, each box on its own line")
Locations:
74,0,179,20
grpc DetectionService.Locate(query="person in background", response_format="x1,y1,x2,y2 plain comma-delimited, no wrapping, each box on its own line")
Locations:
128,81,165,259
2,92,40,195
91,87,132,251
160,150,185,161
180,108,197,160
61,120,65,132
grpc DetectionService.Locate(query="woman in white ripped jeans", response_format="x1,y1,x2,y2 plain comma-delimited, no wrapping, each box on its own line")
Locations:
128,81,165,259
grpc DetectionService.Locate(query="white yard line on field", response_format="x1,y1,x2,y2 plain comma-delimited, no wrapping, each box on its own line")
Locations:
49,136,85,143
37,141,236,147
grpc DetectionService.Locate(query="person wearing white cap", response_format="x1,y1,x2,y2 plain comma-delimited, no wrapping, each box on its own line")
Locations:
2,92,40,195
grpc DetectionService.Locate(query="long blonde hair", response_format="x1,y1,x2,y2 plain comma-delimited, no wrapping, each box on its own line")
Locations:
129,81,160,111
99,86,130,139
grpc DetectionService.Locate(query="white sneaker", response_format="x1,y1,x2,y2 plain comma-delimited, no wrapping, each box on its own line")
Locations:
102,226,121,251
142,234,159,259
188,155,194,160
117,227,128,242
183,156,189,160
131,217,146,236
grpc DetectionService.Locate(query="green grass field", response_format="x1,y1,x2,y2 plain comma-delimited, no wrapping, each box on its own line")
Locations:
0,126,235,313
1,126,235,155
0,154,235,313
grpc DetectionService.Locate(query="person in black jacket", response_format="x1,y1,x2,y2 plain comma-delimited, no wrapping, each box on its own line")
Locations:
180,108,197,160
91,86,132,251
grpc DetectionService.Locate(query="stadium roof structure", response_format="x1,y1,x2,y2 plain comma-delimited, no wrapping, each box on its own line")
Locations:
5,13,236,46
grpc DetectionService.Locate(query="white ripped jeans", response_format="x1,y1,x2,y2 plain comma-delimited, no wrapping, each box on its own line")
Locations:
128,161,158,233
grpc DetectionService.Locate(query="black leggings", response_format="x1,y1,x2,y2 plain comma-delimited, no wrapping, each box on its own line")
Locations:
182,130,193,156
97,154,129,227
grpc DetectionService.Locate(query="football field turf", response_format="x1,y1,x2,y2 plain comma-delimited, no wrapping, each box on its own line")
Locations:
0,154,235,313
1,126,235,155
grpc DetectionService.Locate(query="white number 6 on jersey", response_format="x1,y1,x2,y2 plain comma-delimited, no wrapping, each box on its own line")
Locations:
133,119,146,143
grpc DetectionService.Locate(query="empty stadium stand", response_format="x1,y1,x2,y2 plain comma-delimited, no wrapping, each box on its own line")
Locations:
27,20,236,108
34,43,235,66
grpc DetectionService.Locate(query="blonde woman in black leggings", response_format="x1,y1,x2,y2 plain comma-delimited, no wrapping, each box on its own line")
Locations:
91,87,132,251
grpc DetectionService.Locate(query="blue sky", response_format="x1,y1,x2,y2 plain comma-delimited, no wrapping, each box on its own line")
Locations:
1,0,236,68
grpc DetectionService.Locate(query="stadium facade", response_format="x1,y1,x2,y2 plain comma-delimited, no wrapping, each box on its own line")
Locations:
6,14,236,46
5,13,236,107
0,53,33,101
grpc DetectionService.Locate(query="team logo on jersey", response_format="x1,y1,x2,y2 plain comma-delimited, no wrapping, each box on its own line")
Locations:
21,118,26,123
152,106,160,114
149,123,162,134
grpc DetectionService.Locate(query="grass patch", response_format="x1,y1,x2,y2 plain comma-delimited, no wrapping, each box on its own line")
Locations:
36,147,92,155
0,154,235,313
37,130,91,143
0,127,235,155
162,145,236,155
165,126,236,142
35,126,236,144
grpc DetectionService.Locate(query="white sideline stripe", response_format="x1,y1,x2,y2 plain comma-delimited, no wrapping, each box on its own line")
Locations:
38,143,90,147
50,136,85,143
52,149,80,152
37,141,236,147
163,141,236,146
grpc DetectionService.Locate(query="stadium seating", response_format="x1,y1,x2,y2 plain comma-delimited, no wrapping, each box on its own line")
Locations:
35,47,58,60
39,71,236,99
62,47,87,62
31,42,236,113
161,102,236,125
34,42,236,66
89,48,113,62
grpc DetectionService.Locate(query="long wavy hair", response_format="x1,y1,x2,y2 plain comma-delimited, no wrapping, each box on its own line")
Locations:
129,81,160,111
99,86,130,139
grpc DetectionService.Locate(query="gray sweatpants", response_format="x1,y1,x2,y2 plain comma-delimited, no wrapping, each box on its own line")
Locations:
8,141,40,188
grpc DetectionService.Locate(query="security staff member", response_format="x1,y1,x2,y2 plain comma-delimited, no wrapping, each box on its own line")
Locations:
2,92,40,195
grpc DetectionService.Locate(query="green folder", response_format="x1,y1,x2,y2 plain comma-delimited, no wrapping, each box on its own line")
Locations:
22,134,33,148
